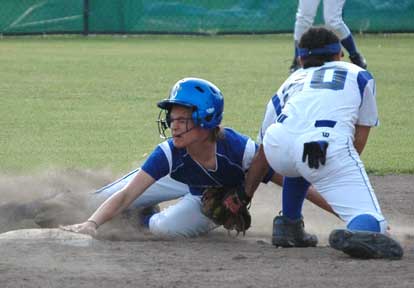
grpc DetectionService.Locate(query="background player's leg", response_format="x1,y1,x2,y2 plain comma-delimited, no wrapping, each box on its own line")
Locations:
291,0,320,72
323,0,367,68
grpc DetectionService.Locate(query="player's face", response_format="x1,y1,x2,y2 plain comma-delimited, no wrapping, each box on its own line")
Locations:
169,105,199,148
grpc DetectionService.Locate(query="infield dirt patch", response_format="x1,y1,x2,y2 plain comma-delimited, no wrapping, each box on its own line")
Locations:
1,170,413,288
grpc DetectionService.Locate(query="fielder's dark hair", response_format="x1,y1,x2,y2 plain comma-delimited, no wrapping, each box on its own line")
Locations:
299,26,340,68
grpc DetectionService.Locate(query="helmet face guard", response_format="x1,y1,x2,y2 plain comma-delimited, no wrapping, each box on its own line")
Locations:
157,109,170,139
157,109,196,139
157,77,224,138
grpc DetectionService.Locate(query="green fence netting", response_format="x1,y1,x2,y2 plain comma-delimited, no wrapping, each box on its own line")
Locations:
1,0,414,35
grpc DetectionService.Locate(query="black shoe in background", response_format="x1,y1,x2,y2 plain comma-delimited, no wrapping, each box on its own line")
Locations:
349,52,367,69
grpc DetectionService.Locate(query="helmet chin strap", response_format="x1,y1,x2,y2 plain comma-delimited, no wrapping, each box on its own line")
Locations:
158,120,197,139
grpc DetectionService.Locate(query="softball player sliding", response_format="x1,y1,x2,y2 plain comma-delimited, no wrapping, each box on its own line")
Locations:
248,27,403,259
290,0,366,72
61,78,285,238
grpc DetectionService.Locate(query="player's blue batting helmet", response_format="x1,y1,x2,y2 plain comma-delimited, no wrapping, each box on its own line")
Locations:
157,77,224,129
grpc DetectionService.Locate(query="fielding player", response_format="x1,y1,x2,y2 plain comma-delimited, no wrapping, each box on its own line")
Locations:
247,27,403,259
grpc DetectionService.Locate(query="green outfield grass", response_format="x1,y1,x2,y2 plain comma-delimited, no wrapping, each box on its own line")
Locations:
0,34,413,174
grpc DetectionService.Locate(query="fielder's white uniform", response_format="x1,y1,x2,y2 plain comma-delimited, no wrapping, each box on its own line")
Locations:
260,61,387,232
96,128,265,237
295,0,351,42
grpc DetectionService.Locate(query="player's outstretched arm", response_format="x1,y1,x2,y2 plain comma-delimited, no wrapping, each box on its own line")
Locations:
271,174,336,216
60,170,156,236
305,186,338,217
245,145,270,198
245,144,337,216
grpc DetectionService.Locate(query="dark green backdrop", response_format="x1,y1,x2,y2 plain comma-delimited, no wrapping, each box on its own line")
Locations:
1,0,413,35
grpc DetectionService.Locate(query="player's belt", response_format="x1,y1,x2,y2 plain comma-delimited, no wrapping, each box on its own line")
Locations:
277,114,337,128
314,120,336,128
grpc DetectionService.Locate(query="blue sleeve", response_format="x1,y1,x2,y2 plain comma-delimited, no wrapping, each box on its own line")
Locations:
357,70,373,100
141,145,170,181
271,93,282,115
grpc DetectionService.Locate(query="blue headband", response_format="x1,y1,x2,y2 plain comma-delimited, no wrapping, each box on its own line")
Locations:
298,43,341,57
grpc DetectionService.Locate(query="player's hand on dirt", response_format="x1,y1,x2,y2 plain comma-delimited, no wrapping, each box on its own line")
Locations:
59,221,97,237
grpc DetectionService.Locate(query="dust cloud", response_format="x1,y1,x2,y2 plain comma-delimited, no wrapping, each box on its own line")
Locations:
0,169,113,234
0,170,412,245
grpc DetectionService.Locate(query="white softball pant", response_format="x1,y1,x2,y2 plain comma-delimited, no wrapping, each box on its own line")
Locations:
94,169,216,237
94,169,190,208
149,193,217,237
263,123,387,232
294,0,351,41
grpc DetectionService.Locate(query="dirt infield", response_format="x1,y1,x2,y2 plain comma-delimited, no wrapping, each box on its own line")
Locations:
0,171,413,288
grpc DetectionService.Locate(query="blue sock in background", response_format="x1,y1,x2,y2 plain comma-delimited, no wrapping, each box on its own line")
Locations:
341,34,358,56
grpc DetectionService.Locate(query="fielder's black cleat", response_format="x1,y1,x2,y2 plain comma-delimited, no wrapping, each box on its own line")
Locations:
329,229,404,260
272,215,318,247
349,52,367,69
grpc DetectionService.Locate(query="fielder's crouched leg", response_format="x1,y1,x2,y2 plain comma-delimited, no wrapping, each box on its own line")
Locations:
272,215,318,247
329,229,404,259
